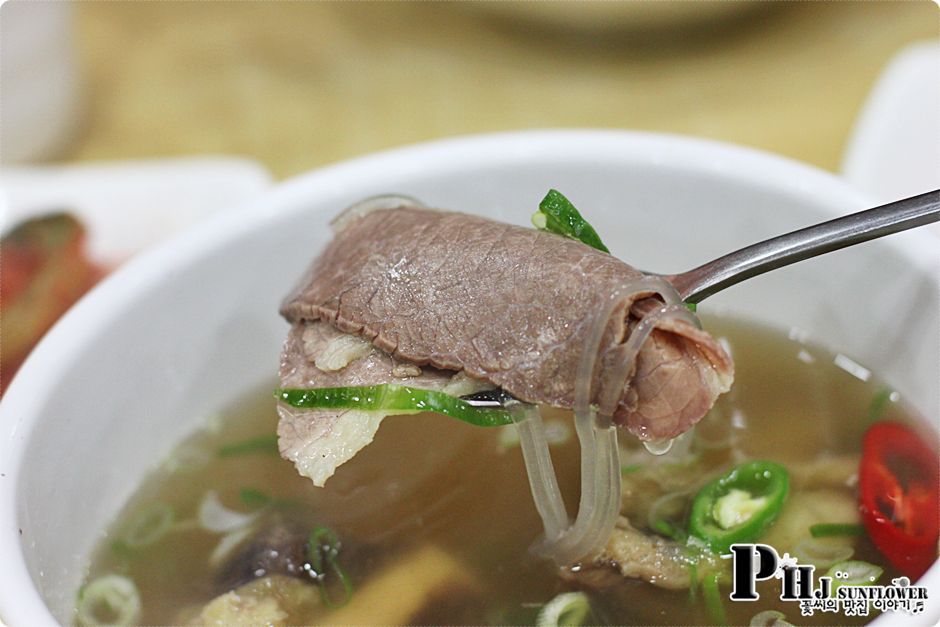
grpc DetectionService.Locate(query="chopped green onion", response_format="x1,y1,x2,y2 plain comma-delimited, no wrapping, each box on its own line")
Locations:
76,574,141,626
238,487,298,511
793,538,854,569
308,525,353,608
119,502,174,548
653,519,687,542
531,189,610,253
866,387,895,423
702,573,727,626
749,609,794,626
198,490,259,533
685,302,698,313
239,488,272,510
276,385,513,428
110,539,134,560
648,490,690,542
687,562,699,603
826,560,883,590
217,434,278,457
809,523,865,538
536,591,592,627
209,525,256,568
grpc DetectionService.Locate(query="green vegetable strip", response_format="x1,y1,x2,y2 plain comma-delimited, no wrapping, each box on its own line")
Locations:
866,387,894,423
239,488,272,510
810,523,865,538
685,302,698,313
276,385,513,428
702,573,727,626
652,519,687,543
308,526,353,608
531,189,610,253
218,434,279,457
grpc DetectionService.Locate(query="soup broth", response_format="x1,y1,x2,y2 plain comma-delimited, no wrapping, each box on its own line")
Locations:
77,318,932,625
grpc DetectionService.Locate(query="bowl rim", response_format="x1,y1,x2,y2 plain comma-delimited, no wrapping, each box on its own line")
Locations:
1,129,937,625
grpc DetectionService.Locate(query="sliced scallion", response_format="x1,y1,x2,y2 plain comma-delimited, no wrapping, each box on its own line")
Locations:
793,538,854,569
239,488,272,510
535,591,592,627
217,434,278,457
809,522,865,538
238,487,298,511
308,525,353,608
276,385,512,428
866,387,895,423
119,502,174,549
826,560,883,589
76,574,141,626
702,573,727,626
531,189,610,253
198,490,259,533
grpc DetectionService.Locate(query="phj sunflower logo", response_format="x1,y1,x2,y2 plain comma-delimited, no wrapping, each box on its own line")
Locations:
730,544,930,617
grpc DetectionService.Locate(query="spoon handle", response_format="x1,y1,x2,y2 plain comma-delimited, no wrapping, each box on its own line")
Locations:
672,189,940,304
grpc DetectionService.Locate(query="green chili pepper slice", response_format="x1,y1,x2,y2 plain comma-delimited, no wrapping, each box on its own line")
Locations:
689,460,789,554
531,189,610,253
276,385,513,428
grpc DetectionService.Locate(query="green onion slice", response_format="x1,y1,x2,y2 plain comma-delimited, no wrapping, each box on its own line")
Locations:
536,591,592,627
76,574,141,626
702,573,727,626
826,560,883,589
217,434,279,457
866,387,895,423
308,525,353,608
119,502,175,548
239,488,272,510
531,189,610,253
809,523,865,538
276,385,513,428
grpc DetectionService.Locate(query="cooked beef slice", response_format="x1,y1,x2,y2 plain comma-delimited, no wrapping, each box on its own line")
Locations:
278,320,491,486
282,206,732,442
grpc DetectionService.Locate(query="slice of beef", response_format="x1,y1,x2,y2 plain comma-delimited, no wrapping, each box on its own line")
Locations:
282,206,733,442
278,320,491,486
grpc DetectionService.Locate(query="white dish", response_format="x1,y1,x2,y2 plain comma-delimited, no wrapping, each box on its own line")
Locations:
0,157,273,263
0,130,936,625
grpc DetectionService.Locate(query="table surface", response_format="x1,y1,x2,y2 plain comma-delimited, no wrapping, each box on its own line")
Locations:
66,1,938,180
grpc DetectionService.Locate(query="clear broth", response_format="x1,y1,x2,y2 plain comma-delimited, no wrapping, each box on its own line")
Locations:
78,318,930,625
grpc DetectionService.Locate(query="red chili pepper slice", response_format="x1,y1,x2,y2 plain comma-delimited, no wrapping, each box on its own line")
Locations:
858,421,939,579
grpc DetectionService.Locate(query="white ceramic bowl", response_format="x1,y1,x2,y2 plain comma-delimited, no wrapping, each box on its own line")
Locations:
1,131,937,625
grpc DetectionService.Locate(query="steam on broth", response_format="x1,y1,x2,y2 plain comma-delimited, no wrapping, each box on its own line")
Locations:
77,318,932,626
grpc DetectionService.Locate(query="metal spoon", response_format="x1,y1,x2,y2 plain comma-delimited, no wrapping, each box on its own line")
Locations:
462,189,939,408
672,188,939,304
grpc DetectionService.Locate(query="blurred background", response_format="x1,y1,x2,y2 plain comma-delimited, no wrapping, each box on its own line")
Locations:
3,1,938,174
0,0,938,390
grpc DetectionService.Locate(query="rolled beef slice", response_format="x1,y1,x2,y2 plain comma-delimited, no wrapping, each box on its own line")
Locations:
278,206,733,485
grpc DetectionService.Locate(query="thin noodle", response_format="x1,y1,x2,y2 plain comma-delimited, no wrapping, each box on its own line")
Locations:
514,275,699,565
510,404,569,541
